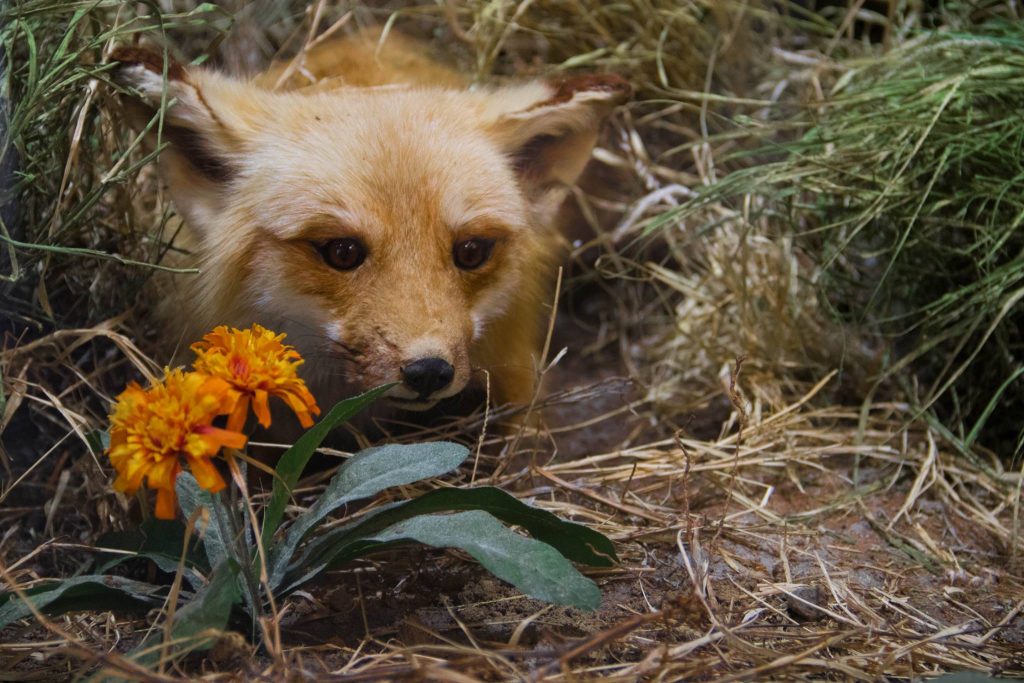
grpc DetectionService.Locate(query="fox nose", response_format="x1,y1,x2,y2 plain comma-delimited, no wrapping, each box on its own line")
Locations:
401,357,455,398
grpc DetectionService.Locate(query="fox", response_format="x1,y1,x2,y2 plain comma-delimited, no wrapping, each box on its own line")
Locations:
111,28,628,418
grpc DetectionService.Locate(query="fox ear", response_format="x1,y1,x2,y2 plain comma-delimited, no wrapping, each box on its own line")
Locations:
110,47,245,233
488,75,630,216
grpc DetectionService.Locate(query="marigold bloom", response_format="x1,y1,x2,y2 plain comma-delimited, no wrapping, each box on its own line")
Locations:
107,369,246,519
191,324,321,432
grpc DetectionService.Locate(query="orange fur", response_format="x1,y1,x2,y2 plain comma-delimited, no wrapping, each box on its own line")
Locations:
256,28,468,91
111,30,628,414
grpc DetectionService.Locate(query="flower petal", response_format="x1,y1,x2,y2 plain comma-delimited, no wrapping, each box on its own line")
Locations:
226,394,250,433
109,427,127,450
120,456,150,492
187,455,227,493
194,425,248,451
188,324,318,431
146,458,180,491
252,389,272,428
155,486,177,520
107,326,321,521
282,390,317,427
113,471,140,494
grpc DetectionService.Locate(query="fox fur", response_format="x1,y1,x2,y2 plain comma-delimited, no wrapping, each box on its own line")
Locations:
112,29,628,415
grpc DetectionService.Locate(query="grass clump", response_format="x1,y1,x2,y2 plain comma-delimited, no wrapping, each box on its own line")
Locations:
806,24,1024,456
793,22,1024,457
0,1,241,334
655,19,1024,456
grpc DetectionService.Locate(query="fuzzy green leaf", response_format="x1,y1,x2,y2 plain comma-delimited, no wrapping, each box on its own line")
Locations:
366,511,602,609
267,441,468,588
96,562,243,682
176,473,233,572
260,384,393,549
95,519,207,588
289,485,615,589
167,560,241,649
0,576,166,630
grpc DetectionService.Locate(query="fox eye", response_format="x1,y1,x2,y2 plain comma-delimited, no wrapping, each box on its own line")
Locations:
453,238,495,270
321,238,366,271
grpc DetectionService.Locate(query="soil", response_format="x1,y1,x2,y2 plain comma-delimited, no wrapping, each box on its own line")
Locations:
2,304,1022,680
266,475,1022,675
257,312,1024,676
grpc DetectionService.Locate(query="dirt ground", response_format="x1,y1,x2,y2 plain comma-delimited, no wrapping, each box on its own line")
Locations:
2,293,1023,681
255,326,1024,679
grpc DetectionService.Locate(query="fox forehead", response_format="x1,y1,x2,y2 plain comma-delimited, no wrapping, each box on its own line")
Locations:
233,89,529,238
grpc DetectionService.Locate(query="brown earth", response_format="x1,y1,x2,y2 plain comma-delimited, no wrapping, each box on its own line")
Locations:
1,307,1022,681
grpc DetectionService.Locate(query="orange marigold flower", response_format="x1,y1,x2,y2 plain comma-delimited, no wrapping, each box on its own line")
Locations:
191,324,321,432
107,369,246,519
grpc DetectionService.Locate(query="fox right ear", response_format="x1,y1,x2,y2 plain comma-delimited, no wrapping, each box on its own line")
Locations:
486,74,630,224
110,47,248,232
111,48,239,181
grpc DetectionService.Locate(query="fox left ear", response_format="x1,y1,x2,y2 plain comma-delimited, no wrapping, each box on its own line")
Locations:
487,74,630,216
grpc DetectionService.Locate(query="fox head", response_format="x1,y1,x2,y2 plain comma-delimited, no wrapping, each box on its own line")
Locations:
112,46,628,410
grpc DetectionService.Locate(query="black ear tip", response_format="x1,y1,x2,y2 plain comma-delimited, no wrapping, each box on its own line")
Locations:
110,46,187,82
548,74,632,106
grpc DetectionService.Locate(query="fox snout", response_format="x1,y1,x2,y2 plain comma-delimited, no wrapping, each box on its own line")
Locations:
321,317,472,410
401,357,455,398
385,356,460,410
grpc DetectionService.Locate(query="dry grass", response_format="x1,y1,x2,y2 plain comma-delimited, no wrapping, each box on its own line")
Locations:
2,0,1023,680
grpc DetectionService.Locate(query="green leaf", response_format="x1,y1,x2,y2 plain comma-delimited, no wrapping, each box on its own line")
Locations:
169,560,241,645
0,576,166,630
260,384,393,549
175,474,271,621
289,486,616,589
95,562,243,682
85,429,109,457
412,487,618,567
176,473,233,572
268,441,468,588
931,674,1006,683
96,519,207,588
368,511,602,609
